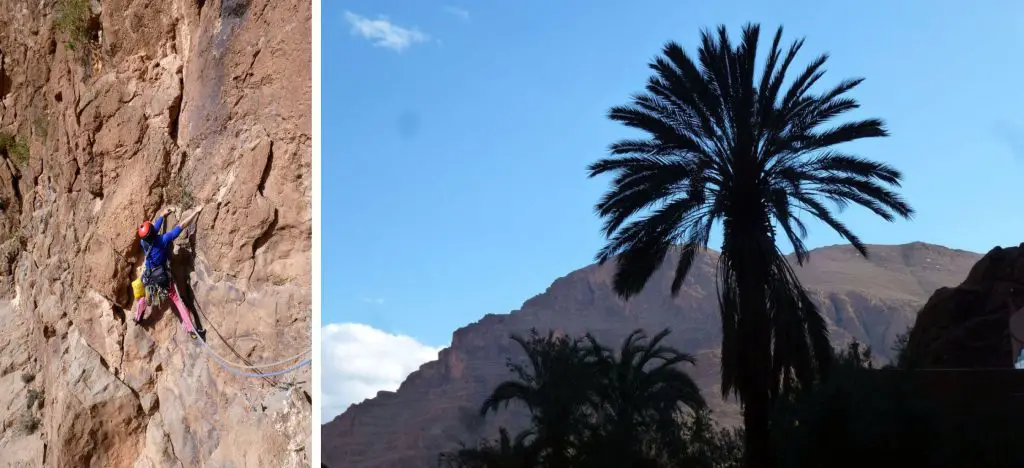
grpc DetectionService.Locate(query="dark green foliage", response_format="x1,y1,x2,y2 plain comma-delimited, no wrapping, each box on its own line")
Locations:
25,388,43,410
55,0,93,50
773,341,1024,468
888,328,915,369
477,329,601,467
577,329,707,467
438,428,540,468
165,175,195,210
589,23,913,466
18,413,40,435
676,410,744,468
0,132,29,168
441,329,741,468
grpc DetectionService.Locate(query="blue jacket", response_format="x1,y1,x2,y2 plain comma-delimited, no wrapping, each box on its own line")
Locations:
141,216,182,270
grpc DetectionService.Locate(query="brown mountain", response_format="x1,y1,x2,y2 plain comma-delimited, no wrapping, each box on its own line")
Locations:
322,242,982,468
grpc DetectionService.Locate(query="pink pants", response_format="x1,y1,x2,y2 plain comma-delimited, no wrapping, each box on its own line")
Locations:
134,283,196,333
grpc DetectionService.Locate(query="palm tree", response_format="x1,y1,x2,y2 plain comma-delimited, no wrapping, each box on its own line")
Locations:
480,330,599,467
580,328,707,467
439,428,539,468
588,23,913,467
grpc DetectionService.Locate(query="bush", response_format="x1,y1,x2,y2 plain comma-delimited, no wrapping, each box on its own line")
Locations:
55,0,93,50
0,132,29,168
18,412,40,435
165,176,195,210
773,342,1024,468
26,388,43,410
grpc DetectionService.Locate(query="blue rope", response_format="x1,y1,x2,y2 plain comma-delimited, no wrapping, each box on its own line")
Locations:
198,336,311,378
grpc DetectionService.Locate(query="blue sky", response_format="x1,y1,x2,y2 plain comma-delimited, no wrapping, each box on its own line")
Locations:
323,0,1024,417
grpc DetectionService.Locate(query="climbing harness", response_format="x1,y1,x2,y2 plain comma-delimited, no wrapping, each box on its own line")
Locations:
141,243,170,308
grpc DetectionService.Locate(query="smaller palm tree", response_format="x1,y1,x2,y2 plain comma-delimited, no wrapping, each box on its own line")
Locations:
580,328,707,467
438,428,539,468
480,329,600,467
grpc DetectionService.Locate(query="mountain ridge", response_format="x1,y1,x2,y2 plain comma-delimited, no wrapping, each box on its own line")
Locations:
324,241,985,467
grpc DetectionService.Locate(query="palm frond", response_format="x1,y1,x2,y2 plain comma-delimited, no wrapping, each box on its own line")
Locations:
481,380,535,416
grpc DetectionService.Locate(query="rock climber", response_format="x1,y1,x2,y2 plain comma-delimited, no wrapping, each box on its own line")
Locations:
134,205,204,338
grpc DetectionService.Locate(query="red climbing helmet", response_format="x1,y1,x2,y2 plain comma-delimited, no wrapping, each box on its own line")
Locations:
138,221,154,239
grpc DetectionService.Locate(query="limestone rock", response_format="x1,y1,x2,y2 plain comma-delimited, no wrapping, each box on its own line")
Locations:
0,0,311,465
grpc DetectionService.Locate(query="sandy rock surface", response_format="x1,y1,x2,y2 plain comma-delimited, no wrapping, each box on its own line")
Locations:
0,0,311,466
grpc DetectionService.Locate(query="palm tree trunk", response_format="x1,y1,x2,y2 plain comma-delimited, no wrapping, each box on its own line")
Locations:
740,308,773,468
725,206,777,468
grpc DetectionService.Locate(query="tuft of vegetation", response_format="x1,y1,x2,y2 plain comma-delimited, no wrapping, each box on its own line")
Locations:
55,0,93,51
889,329,913,368
269,274,292,286
0,132,29,169
17,412,40,435
25,388,43,410
165,175,195,210
19,372,34,384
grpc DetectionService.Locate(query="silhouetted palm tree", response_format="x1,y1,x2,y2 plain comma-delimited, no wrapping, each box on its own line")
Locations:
480,330,599,467
439,428,540,468
580,328,706,467
588,23,913,467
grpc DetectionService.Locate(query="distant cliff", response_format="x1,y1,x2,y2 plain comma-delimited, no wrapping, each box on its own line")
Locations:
0,0,311,465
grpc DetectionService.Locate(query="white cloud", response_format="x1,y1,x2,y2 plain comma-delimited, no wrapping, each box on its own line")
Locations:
343,11,431,52
443,6,470,21
321,323,444,421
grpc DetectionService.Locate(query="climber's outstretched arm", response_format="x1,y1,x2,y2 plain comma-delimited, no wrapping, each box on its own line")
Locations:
179,205,203,229
164,206,203,242
151,207,176,232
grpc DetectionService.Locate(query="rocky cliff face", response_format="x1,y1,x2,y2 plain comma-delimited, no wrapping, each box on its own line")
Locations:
0,0,311,466
323,242,981,468
903,243,1024,368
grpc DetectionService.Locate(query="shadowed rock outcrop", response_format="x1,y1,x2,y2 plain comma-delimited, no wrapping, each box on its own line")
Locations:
902,243,1024,369
323,242,981,468
0,0,311,466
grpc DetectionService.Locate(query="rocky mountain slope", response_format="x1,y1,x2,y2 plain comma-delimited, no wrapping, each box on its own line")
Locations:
323,242,982,468
0,0,311,466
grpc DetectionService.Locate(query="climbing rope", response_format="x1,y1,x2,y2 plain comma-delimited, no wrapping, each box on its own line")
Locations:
165,213,311,380
197,337,311,378
197,334,311,370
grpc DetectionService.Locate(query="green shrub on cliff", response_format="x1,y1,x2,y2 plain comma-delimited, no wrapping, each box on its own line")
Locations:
55,0,92,50
0,132,28,168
